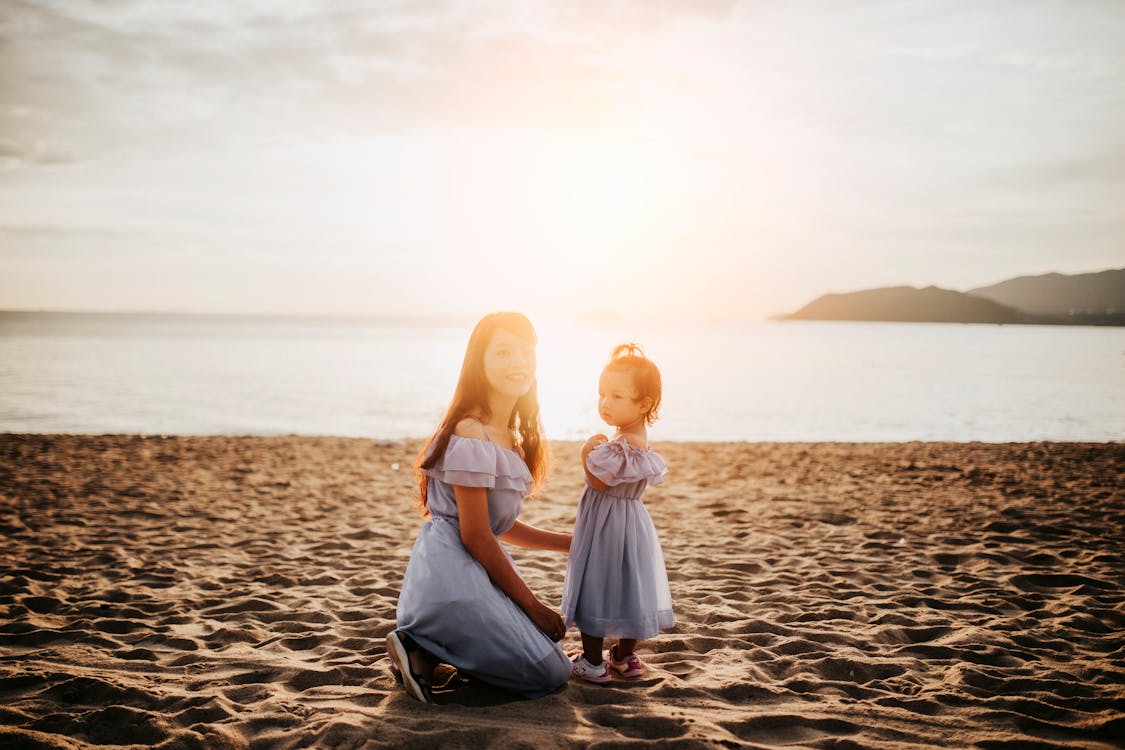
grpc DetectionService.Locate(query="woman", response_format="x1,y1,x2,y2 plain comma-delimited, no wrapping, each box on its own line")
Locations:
387,312,573,703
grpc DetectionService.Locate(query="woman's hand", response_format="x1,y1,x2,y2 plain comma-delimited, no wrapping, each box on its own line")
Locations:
527,600,566,642
455,487,568,638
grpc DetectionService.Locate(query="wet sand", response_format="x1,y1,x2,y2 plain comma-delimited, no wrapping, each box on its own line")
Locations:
1,435,1122,749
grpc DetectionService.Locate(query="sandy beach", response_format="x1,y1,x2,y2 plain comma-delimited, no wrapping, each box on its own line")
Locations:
1,435,1122,749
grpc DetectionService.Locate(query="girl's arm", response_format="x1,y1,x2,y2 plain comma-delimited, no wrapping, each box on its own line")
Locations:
454,485,566,641
581,434,609,490
500,520,571,552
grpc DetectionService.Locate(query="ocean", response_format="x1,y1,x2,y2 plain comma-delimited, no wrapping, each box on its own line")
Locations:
1,311,1122,442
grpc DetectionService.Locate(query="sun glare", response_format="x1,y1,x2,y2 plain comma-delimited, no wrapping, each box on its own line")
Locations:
515,136,657,256
534,315,613,440
567,151,653,236
289,130,704,320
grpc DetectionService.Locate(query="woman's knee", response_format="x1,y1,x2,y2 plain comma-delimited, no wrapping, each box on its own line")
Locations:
544,648,573,687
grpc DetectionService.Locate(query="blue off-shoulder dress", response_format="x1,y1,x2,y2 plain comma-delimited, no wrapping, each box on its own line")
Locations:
561,439,674,639
395,434,572,698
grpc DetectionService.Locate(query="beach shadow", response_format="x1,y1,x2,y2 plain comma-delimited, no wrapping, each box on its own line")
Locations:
408,665,564,707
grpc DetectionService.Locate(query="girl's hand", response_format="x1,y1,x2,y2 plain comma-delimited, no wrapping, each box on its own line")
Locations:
581,434,608,460
528,601,566,642
580,434,611,490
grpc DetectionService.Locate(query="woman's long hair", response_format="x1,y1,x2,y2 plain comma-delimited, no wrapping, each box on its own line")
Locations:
415,312,548,514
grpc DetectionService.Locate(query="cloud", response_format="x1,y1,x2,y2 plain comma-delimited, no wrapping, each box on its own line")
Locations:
0,138,81,168
1017,150,1125,188
0,223,146,266
0,0,744,160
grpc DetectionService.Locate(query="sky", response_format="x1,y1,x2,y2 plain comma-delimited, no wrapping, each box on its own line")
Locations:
1,0,1123,322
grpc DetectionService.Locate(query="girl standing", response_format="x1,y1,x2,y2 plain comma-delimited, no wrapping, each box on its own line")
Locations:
562,344,674,683
388,312,573,703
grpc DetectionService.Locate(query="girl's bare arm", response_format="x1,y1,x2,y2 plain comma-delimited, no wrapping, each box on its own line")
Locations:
581,433,609,490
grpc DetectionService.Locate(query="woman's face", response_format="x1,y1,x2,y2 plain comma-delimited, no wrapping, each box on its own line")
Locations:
482,328,536,399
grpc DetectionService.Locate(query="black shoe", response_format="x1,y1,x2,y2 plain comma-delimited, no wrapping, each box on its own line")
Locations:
386,631,433,704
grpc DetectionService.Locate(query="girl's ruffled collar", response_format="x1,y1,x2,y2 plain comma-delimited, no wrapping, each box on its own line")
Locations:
602,436,655,453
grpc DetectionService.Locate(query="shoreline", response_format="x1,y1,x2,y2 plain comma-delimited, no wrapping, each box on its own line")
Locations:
3,431,1122,444
2,435,1122,749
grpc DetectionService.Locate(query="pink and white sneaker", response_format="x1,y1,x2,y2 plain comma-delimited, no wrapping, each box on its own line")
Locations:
571,655,612,684
606,645,645,678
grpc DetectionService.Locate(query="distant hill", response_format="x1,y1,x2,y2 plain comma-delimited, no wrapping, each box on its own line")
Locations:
778,268,1125,326
968,268,1125,317
781,286,1032,324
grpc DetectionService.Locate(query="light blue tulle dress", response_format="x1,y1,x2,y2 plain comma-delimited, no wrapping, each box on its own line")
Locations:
561,439,674,639
395,434,572,698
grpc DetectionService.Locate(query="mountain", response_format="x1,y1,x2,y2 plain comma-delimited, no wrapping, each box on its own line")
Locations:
780,286,1032,324
777,268,1125,325
968,268,1125,317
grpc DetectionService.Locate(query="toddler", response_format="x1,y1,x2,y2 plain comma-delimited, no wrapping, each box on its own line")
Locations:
561,343,674,682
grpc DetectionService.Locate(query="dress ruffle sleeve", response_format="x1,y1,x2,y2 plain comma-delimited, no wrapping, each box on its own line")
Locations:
424,435,533,494
585,440,668,487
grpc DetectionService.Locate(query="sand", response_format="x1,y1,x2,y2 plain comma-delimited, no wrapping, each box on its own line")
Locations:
0,435,1122,749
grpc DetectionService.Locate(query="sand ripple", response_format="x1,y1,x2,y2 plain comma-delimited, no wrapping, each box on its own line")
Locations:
1,436,1122,748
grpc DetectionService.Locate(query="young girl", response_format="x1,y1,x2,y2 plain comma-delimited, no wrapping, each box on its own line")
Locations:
561,343,674,683
388,312,573,703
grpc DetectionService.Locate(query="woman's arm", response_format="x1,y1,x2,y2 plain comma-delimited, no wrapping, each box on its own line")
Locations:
499,520,571,552
454,485,566,641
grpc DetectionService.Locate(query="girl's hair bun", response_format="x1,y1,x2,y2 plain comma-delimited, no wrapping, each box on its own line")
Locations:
610,342,646,361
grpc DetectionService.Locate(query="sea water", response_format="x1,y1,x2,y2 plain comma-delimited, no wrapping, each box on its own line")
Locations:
1,312,1122,441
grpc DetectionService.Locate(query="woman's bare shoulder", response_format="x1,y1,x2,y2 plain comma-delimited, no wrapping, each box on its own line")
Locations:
453,417,487,440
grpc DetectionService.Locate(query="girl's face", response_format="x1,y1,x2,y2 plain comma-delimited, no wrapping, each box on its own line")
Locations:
482,328,536,399
598,368,652,429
